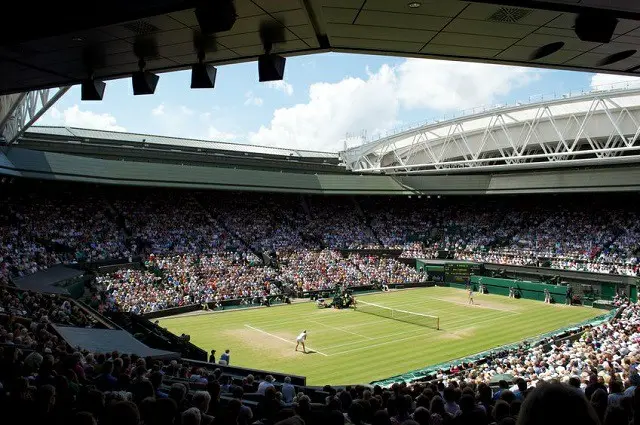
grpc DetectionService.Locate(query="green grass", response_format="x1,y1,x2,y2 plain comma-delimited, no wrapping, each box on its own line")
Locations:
158,287,603,385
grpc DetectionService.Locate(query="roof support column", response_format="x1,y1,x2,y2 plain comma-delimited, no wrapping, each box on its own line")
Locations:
0,86,70,146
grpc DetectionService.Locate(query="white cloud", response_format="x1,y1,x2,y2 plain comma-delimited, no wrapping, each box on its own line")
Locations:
180,105,195,115
249,59,537,151
151,104,165,116
244,91,264,106
396,59,536,110
265,80,294,96
44,105,126,132
590,73,640,90
149,104,241,142
208,127,241,141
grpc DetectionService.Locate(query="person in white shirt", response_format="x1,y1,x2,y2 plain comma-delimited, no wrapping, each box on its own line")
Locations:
295,330,307,353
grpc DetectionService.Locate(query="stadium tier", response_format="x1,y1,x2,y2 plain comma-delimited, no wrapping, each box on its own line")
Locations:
356,300,440,330
7,0,640,420
0,178,639,425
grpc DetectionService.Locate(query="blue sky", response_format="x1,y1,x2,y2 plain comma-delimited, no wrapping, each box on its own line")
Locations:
37,52,639,152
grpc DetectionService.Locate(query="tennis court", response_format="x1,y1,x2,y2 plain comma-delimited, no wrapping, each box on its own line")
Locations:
158,286,604,385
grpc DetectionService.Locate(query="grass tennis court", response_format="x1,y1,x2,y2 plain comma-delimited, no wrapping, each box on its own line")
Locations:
158,287,604,385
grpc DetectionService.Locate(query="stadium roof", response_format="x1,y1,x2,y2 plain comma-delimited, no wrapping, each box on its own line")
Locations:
4,0,640,95
25,126,336,158
345,86,640,159
342,85,640,173
7,123,640,194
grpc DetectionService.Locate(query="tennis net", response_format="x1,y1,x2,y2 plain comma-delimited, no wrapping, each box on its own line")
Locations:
355,300,439,330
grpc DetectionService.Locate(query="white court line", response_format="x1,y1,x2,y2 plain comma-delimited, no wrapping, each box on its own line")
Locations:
319,327,426,350
428,297,521,314
318,306,509,351
313,310,497,352
246,312,330,327
330,331,428,356
309,319,374,340
244,324,329,357
366,300,468,319
320,312,513,355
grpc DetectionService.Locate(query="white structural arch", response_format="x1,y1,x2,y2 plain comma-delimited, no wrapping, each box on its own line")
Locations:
341,87,640,174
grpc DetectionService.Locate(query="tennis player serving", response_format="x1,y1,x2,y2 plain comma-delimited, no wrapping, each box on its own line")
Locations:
295,330,307,353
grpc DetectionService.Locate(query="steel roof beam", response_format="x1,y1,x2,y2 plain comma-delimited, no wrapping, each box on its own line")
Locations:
1,87,70,147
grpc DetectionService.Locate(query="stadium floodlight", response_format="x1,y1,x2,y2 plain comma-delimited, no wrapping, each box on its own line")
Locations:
81,78,105,101
259,53,286,82
258,24,286,82
132,59,159,96
191,49,217,89
356,300,440,330
191,62,217,89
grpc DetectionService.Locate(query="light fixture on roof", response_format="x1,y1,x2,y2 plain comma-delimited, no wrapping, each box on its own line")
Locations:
132,59,159,95
81,75,106,101
408,2,422,8
258,23,286,82
191,49,217,89
80,48,105,100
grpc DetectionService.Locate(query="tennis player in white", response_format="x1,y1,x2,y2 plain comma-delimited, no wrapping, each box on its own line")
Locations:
295,330,307,353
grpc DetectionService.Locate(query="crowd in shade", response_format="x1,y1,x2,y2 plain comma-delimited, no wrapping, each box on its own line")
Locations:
0,189,127,285
0,286,99,330
113,191,243,255
1,184,639,291
1,283,640,425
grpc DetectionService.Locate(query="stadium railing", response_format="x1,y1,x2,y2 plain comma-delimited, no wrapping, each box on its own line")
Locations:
186,358,307,386
356,300,439,330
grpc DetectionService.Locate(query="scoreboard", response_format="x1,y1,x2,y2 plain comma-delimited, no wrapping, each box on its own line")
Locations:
444,262,482,284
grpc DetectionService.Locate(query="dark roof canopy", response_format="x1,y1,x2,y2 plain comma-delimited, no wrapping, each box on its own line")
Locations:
3,0,640,95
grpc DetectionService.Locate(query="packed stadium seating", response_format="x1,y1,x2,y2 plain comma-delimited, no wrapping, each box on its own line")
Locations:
2,183,639,311
2,184,638,265
1,180,640,424
0,282,638,425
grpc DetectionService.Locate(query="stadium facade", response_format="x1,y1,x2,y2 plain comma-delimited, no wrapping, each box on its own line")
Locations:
3,86,640,194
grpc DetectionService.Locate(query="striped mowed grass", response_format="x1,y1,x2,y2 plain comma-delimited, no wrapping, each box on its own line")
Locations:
158,287,603,385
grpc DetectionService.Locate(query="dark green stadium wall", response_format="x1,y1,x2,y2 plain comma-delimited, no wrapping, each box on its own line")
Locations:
4,148,640,194
468,276,568,303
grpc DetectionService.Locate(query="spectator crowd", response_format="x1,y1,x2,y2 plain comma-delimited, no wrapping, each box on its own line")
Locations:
96,250,425,314
1,183,638,314
2,281,640,425
1,182,640,424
